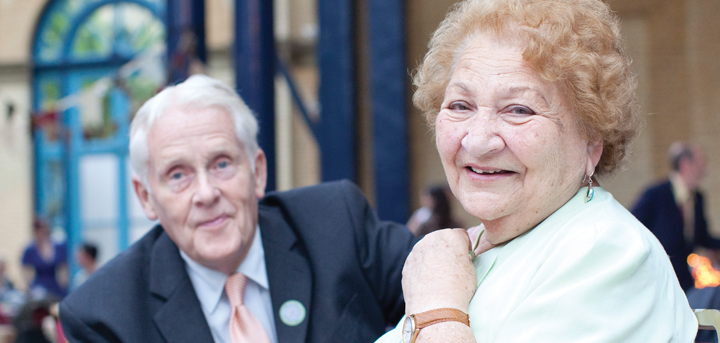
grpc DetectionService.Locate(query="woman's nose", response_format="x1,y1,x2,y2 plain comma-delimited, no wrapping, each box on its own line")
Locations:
460,112,504,156
192,171,220,206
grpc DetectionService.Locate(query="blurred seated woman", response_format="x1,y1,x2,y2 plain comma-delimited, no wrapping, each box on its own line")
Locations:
378,0,697,342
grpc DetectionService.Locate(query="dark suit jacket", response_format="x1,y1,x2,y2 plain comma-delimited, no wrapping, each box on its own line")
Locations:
631,180,720,290
60,180,418,343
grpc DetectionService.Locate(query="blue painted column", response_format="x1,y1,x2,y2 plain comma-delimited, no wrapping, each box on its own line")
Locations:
317,0,356,182
235,0,276,191
62,105,83,280
113,89,130,251
166,0,206,84
368,0,409,222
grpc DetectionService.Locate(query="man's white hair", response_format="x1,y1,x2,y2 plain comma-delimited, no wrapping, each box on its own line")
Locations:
129,74,259,186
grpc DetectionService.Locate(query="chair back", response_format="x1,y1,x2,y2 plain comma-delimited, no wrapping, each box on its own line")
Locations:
696,309,720,331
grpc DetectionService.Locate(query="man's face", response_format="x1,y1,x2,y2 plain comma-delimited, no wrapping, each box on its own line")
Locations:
680,147,707,189
76,250,90,268
133,106,266,275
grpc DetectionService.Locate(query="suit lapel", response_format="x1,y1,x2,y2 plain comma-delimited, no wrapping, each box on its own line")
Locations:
149,231,215,342
260,205,313,343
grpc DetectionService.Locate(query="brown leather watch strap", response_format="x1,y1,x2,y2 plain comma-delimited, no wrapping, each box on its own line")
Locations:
414,308,470,329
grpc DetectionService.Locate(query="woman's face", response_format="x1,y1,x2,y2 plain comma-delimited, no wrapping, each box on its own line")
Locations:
436,34,602,244
33,222,50,241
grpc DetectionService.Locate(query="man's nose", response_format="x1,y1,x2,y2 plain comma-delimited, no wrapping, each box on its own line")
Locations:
192,171,220,206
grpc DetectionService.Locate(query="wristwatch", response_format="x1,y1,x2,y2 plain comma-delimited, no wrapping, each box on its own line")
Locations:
402,308,470,343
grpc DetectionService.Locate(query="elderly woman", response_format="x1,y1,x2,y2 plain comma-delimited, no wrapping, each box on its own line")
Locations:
378,0,697,342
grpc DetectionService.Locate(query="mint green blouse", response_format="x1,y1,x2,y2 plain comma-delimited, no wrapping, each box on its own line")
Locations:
378,187,697,343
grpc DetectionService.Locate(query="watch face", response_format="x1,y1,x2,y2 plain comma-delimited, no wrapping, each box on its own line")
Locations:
403,316,414,343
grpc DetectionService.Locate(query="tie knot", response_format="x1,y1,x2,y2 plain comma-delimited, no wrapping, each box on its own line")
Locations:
225,273,249,307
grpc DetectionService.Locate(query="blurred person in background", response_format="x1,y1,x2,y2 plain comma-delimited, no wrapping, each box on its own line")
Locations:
631,142,719,291
70,243,98,290
60,75,417,343
22,217,67,300
0,251,25,326
0,254,14,296
0,253,15,324
406,184,462,237
376,0,696,342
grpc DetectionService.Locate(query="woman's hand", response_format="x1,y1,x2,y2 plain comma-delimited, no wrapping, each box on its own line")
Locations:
402,229,477,315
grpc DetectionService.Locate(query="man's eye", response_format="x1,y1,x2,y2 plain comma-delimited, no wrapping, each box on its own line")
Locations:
217,161,228,169
171,172,183,180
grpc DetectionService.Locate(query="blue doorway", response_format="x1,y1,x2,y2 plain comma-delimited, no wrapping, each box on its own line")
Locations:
32,0,167,285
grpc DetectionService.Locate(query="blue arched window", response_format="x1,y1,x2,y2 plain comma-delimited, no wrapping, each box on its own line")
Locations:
32,0,166,279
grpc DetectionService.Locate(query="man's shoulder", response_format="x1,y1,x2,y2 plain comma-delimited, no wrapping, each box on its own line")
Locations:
263,179,359,201
639,179,672,198
62,225,167,304
99,225,166,273
59,225,200,342
260,180,364,212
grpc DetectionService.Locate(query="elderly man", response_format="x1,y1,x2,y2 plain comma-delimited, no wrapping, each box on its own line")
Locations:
632,142,719,291
59,75,417,343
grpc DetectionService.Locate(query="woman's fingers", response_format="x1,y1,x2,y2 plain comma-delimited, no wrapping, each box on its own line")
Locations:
402,229,477,314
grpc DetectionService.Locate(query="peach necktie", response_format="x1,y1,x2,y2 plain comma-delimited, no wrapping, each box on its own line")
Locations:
225,273,272,343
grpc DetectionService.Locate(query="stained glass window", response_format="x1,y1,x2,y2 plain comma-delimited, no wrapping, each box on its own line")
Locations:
36,0,104,64
37,76,62,112
34,0,164,65
70,3,165,62
76,73,117,139
117,4,165,55
34,0,166,141
43,161,66,219
71,6,114,60
34,75,63,141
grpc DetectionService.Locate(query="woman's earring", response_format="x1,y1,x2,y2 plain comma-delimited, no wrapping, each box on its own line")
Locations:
585,174,594,203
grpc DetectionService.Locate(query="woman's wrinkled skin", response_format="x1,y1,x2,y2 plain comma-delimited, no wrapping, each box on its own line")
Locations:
402,229,477,315
436,34,601,245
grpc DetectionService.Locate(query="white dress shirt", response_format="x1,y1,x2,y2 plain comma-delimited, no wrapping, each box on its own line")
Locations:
181,226,278,343
670,172,696,243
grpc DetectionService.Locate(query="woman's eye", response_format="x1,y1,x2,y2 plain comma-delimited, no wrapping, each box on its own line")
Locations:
508,106,535,115
448,102,470,111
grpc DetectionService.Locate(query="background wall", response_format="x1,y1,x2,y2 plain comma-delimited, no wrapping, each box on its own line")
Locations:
0,66,32,290
0,0,44,288
1,0,720,288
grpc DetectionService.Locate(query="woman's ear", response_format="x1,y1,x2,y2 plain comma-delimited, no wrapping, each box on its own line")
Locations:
586,139,603,176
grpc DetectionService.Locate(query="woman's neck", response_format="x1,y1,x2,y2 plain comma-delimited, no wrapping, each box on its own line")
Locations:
36,239,55,262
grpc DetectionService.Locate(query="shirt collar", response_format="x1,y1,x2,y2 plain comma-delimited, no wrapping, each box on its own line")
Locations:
670,172,691,205
180,225,269,315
